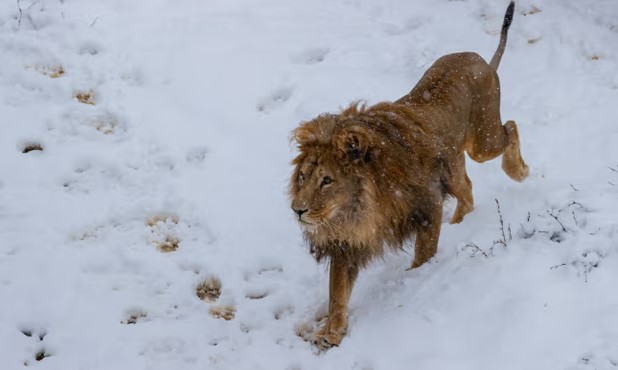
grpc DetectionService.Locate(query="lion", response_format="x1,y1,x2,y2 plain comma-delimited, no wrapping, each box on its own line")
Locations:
290,1,527,349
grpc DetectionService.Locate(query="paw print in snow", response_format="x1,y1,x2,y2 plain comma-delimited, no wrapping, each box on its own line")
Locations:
147,215,181,253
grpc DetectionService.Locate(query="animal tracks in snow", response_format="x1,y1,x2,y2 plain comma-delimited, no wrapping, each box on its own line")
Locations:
291,47,330,65
30,64,65,79
259,47,329,114
73,90,96,105
381,16,427,36
258,47,331,115
19,327,51,366
196,263,288,324
569,347,618,370
185,146,208,164
194,276,237,321
19,141,44,154
122,309,148,325
208,305,236,321
52,107,127,138
257,85,294,113
147,215,182,253
196,276,222,303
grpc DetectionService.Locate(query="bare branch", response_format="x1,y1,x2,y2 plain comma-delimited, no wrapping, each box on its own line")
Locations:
495,199,508,246
15,0,39,30
464,243,488,258
546,210,567,232
26,0,41,11
16,0,22,29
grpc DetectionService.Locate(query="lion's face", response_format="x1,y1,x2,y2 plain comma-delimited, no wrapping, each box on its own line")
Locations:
291,150,362,232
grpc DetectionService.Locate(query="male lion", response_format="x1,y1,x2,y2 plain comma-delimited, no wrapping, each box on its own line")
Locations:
290,1,527,349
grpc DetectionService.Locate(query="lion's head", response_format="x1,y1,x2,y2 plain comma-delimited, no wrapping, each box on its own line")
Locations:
290,113,375,235
289,104,419,259
289,103,448,262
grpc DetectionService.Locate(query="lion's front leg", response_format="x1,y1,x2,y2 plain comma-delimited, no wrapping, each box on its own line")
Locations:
313,256,359,350
410,203,443,269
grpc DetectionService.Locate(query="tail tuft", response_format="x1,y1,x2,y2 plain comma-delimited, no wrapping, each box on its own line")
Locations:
489,1,515,70
502,1,515,32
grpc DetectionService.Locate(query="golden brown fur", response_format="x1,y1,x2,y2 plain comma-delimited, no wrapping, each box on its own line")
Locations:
289,1,527,349
291,103,451,267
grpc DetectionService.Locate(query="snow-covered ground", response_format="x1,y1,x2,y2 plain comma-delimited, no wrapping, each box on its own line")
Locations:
1,0,617,369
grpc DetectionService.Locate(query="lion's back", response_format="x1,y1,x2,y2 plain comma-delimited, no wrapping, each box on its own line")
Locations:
398,52,496,106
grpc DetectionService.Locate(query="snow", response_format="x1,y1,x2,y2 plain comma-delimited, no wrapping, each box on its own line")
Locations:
1,0,617,369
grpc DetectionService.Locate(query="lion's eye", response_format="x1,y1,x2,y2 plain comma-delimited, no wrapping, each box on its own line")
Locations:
299,172,305,185
320,176,333,188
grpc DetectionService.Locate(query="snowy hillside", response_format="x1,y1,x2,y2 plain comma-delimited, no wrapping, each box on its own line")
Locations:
1,0,617,369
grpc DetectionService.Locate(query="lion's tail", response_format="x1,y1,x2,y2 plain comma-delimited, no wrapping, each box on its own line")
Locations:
489,1,515,70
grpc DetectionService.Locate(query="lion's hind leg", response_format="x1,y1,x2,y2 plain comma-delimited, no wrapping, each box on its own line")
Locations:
467,119,528,182
501,120,529,181
466,88,529,182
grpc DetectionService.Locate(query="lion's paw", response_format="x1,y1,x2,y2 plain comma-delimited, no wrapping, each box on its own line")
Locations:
296,319,345,351
312,329,343,350
503,159,529,182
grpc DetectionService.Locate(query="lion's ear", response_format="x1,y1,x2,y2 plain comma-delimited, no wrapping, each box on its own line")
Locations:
334,126,372,164
292,115,336,147
292,124,316,147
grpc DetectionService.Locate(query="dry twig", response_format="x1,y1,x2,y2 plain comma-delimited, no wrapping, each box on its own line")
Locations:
546,210,567,232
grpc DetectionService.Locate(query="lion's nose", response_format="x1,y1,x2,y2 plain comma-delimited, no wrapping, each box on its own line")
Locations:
292,207,308,218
